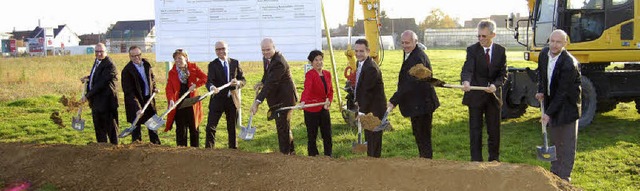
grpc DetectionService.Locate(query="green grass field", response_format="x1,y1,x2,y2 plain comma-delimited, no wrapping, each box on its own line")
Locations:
1,50,638,190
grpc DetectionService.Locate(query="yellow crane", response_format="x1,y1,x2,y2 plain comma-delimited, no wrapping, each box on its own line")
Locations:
338,0,384,126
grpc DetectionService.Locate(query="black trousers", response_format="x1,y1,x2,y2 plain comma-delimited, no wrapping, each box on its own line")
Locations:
175,106,199,147
205,97,237,149
411,113,433,159
303,109,332,156
132,95,160,144
364,130,383,158
549,120,578,181
468,101,501,162
274,110,295,154
91,109,119,145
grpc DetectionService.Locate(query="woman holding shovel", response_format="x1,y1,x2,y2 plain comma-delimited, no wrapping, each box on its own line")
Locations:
299,50,333,157
165,49,208,147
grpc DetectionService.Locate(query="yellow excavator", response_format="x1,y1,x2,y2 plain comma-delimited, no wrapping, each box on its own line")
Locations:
505,0,640,128
338,0,384,127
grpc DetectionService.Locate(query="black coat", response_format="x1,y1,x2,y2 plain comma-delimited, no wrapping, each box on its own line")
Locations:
86,56,119,113
257,52,298,109
121,58,157,123
355,57,387,119
461,42,507,107
389,45,439,117
537,47,582,126
206,58,246,111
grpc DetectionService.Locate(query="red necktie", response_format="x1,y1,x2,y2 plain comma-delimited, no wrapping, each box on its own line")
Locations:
485,48,491,65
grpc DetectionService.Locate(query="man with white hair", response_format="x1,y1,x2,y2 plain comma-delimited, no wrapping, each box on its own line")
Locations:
205,41,246,149
387,30,440,159
461,19,507,162
535,29,581,182
250,38,298,155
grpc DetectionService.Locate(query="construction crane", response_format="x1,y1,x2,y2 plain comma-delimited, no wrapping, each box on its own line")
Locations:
339,0,384,127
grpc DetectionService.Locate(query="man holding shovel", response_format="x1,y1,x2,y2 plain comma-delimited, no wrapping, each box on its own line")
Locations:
121,45,160,144
80,43,119,145
353,39,387,158
205,41,246,149
250,38,298,155
461,20,507,162
535,29,581,182
387,30,440,159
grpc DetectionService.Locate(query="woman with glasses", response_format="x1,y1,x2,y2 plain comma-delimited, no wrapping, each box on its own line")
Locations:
165,49,208,147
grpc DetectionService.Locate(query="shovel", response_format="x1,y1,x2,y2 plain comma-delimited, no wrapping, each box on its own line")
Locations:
267,100,329,120
239,112,256,141
71,82,87,131
178,82,233,109
71,107,85,131
372,107,392,132
145,84,196,131
537,102,557,161
351,107,367,153
119,93,157,138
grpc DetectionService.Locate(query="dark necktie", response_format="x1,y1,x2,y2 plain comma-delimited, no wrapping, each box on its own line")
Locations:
265,59,270,69
222,61,228,83
485,48,491,66
89,59,100,90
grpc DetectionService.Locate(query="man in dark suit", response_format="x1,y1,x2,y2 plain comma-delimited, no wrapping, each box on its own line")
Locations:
388,30,440,159
250,38,298,155
121,45,160,144
353,38,387,158
81,43,119,144
461,20,507,162
205,41,246,149
535,29,581,182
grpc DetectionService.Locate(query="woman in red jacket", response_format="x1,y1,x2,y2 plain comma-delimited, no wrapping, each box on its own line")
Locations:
299,50,333,156
165,49,207,147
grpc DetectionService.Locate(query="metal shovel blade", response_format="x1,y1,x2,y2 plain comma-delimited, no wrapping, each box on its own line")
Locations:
372,121,390,132
239,126,256,141
351,142,368,153
119,126,136,138
536,145,557,162
145,115,165,131
177,97,201,109
240,114,256,141
71,116,85,131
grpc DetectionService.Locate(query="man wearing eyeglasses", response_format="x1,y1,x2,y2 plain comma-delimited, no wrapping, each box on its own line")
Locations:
80,43,120,144
460,19,507,162
205,41,246,149
121,45,160,144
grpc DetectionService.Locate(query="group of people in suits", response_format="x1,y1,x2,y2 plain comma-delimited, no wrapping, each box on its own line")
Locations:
80,19,579,182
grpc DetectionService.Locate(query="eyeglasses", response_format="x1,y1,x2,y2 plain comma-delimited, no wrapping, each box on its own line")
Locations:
95,50,105,53
215,47,226,51
476,35,488,38
130,54,142,57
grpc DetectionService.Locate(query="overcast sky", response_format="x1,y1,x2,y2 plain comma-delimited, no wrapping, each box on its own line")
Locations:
0,0,528,35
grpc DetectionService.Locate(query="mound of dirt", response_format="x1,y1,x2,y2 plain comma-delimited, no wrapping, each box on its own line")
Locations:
0,143,577,190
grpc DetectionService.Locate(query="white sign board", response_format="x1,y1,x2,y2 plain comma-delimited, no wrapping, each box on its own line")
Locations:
155,0,322,62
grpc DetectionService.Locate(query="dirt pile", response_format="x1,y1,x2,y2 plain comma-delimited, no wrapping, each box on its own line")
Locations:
0,142,577,191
